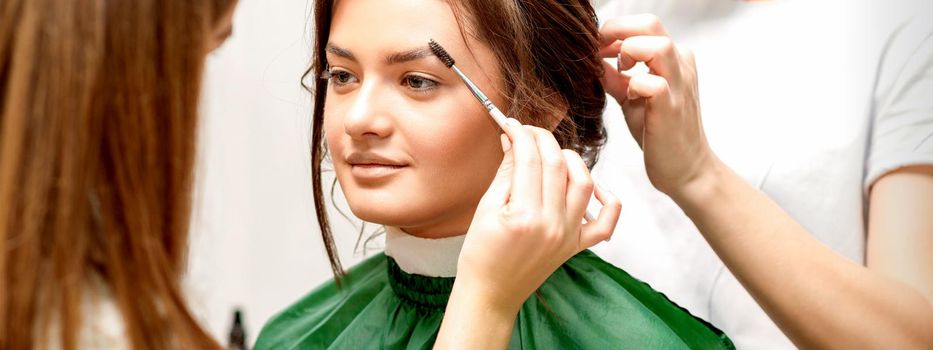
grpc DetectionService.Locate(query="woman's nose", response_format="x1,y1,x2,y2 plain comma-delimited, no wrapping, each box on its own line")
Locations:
343,82,393,140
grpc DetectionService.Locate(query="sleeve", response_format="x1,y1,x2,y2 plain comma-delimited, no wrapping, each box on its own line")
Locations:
78,284,131,350
865,10,933,190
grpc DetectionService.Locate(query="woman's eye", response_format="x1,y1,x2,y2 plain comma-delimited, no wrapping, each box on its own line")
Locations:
328,69,358,86
402,75,438,91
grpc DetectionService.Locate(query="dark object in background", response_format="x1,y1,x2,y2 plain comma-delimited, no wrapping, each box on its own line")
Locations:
228,308,247,350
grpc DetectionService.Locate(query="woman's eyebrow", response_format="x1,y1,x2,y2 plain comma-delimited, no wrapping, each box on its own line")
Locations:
384,47,433,65
325,43,434,65
325,43,356,61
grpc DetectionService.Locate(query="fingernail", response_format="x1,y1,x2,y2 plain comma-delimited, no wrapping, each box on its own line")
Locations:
506,118,522,128
617,52,622,72
500,134,512,152
618,51,637,71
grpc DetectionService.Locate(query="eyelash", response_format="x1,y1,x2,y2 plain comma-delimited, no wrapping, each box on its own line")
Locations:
401,74,439,93
324,68,439,94
325,68,358,87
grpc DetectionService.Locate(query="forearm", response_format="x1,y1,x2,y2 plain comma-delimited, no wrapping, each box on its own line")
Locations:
671,158,933,349
434,278,518,350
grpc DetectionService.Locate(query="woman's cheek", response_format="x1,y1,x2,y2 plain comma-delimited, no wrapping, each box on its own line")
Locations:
411,127,470,167
322,108,344,148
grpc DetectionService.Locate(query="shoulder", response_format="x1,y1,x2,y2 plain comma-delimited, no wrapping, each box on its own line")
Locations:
875,1,933,94
522,251,735,349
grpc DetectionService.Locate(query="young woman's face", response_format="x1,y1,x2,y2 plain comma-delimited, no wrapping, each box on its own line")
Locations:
324,0,507,238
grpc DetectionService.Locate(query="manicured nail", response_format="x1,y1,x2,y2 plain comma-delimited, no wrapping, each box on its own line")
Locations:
617,52,622,72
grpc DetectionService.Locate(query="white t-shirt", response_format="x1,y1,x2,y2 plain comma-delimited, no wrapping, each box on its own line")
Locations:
591,0,933,349
46,276,128,349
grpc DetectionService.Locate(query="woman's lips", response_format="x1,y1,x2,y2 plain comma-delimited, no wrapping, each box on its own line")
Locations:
349,163,407,180
345,152,409,181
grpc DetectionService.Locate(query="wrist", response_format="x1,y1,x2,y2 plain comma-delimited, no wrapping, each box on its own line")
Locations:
668,154,728,211
436,277,519,348
448,274,523,318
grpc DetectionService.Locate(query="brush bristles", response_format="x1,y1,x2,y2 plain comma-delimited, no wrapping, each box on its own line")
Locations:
428,39,455,68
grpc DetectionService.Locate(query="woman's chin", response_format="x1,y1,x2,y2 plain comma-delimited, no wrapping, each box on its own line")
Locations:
346,202,476,238
340,185,482,236
346,203,422,228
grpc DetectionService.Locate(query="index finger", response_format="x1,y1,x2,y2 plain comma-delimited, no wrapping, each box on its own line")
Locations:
599,14,670,49
504,119,543,212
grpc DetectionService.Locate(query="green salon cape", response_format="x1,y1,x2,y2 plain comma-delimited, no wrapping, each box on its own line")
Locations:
254,249,735,349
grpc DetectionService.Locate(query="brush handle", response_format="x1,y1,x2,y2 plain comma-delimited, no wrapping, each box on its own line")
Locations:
486,106,510,131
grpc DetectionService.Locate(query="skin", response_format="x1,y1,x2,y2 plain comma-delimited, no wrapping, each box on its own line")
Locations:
207,1,237,52
598,13,933,349
324,0,506,239
323,0,622,348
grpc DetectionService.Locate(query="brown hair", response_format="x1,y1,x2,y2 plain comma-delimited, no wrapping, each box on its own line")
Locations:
0,0,235,349
306,0,607,278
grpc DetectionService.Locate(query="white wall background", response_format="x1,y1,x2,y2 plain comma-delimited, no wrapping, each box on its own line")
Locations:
187,0,609,346
187,0,373,345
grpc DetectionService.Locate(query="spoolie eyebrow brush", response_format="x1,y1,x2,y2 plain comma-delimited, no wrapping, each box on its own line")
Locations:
428,39,601,224
428,39,509,131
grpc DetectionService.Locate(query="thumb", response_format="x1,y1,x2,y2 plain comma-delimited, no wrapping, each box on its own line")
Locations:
600,60,631,105
478,134,514,207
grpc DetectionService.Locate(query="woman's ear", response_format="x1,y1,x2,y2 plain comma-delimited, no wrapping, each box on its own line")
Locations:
543,112,564,132
541,98,570,131
514,114,560,131
545,117,561,132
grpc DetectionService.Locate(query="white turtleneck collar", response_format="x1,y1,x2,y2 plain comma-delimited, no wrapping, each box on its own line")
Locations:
383,226,465,278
